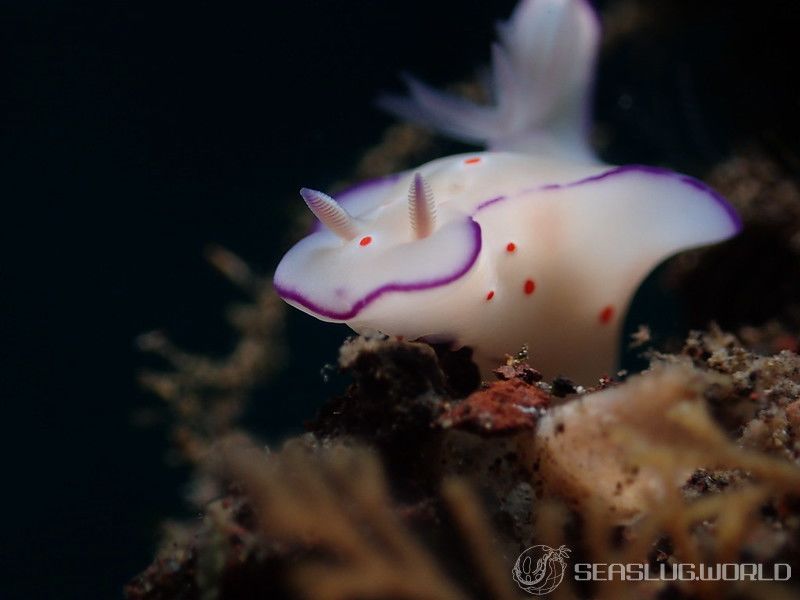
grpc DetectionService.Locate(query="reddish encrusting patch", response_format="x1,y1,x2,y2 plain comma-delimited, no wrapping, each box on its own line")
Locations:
359,236,373,247
524,279,536,295
506,242,516,253
599,305,615,324
486,290,495,301
437,378,551,433
464,157,482,165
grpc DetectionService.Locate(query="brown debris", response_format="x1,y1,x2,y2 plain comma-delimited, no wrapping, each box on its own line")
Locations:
493,363,543,385
136,246,285,466
124,494,287,600
309,335,451,498
212,436,522,600
629,324,652,349
130,318,800,600
348,124,435,184
317,335,447,439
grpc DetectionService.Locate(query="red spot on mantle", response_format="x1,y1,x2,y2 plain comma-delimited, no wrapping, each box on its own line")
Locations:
464,157,481,165
524,279,536,295
486,290,495,301
599,305,615,324
506,242,516,253
359,236,373,246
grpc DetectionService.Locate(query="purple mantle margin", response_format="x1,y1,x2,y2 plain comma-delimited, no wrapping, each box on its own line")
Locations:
275,218,483,321
476,164,742,233
275,164,741,321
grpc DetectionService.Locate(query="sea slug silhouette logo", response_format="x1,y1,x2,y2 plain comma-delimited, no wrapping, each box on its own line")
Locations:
512,544,571,595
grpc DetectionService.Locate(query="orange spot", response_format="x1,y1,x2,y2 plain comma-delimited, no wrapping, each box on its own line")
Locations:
599,305,615,324
486,290,495,301
464,157,481,165
506,242,516,253
524,279,536,295
359,236,373,246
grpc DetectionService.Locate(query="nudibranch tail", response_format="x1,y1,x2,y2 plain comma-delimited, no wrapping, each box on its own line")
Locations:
378,0,600,159
408,173,436,239
299,188,358,241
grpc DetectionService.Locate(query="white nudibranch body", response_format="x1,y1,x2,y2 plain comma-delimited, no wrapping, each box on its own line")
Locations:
274,0,741,383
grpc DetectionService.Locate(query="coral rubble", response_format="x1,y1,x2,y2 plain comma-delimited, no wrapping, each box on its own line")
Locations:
128,321,800,599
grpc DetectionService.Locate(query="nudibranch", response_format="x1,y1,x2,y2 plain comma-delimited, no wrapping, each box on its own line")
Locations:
274,0,741,383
